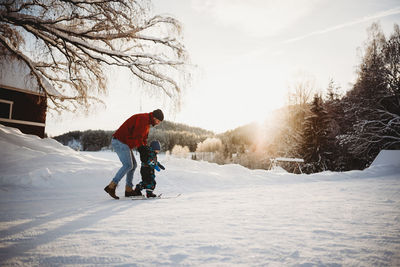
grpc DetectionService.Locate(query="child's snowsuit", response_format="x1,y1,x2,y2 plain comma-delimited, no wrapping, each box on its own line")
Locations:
136,145,165,194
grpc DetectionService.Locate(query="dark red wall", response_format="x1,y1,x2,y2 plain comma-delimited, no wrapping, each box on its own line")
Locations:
0,86,47,138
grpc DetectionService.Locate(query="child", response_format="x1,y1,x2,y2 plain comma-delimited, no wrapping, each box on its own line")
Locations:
132,140,165,198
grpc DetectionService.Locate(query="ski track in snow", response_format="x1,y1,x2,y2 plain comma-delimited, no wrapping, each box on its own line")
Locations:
0,125,400,266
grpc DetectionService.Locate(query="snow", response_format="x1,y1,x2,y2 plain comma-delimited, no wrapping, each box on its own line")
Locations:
273,157,304,163
370,150,400,168
0,55,39,93
1,124,400,266
269,165,288,173
0,55,59,96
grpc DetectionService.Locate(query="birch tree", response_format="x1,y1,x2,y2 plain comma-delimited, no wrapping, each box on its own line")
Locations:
0,0,188,111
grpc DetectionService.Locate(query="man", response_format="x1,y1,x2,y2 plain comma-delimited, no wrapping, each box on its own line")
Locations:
104,109,164,199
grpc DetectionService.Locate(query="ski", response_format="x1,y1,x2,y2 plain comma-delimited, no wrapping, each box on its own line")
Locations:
157,193,181,199
129,193,181,201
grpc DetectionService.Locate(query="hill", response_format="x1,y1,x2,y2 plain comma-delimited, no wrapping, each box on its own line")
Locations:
154,120,214,136
52,120,215,152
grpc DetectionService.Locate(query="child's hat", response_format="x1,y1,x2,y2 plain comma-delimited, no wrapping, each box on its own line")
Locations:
150,140,161,151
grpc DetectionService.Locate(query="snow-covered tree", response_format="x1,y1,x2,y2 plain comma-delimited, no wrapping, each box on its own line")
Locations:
382,24,400,106
196,137,222,153
348,108,400,157
342,23,400,165
301,94,331,172
0,0,188,111
325,79,343,102
171,144,190,158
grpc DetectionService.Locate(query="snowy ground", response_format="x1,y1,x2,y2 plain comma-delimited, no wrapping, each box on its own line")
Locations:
1,125,400,266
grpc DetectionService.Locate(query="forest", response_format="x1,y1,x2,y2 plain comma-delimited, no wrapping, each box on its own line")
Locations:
207,23,399,172
53,23,399,173
52,121,213,153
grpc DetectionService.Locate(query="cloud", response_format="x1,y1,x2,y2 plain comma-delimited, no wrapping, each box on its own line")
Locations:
284,6,400,43
191,0,320,37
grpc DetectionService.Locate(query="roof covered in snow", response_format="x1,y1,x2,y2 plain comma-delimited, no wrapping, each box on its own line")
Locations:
0,55,59,96
0,55,40,93
370,150,400,167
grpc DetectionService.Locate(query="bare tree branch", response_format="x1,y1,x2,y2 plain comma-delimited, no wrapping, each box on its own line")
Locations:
0,0,189,112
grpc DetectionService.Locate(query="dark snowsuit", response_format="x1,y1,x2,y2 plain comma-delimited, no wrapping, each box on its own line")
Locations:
136,145,165,192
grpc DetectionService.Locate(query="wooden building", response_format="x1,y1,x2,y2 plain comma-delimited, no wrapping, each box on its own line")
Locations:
0,56,48,138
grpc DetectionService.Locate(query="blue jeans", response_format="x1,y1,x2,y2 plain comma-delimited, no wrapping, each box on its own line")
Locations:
111,138,137,188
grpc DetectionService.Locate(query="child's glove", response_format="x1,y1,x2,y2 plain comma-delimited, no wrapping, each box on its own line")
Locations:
158,163,165,170
154,165,161,172
154,163,165,172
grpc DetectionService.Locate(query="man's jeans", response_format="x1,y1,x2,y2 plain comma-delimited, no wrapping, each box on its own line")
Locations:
111,138,137,188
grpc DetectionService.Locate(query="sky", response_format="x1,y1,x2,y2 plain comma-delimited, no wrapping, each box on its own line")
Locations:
46,0,400,136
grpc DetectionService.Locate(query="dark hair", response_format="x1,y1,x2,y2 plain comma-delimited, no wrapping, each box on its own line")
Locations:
153,109,164,121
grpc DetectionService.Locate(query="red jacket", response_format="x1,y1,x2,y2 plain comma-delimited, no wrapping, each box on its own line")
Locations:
113,112,153,149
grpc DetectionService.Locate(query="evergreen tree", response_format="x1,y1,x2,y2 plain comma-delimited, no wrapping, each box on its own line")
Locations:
301,95,331,172
323,81,348,171
325,79,343,102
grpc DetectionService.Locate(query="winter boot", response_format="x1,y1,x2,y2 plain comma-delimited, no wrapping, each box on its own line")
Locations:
146,190,157,198
130,185,143,196
125,186,135,197
104,181,119,199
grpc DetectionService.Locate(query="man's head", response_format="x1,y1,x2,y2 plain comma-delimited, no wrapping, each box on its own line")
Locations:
151,109,164,126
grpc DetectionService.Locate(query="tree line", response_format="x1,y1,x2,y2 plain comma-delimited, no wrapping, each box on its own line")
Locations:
54,22,399,173
299,23,400,172
53,121,213,152
201,23,399,173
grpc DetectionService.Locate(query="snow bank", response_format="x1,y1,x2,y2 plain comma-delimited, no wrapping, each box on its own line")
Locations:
0,125,119,188
370,149,400,167
1,124,399,192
